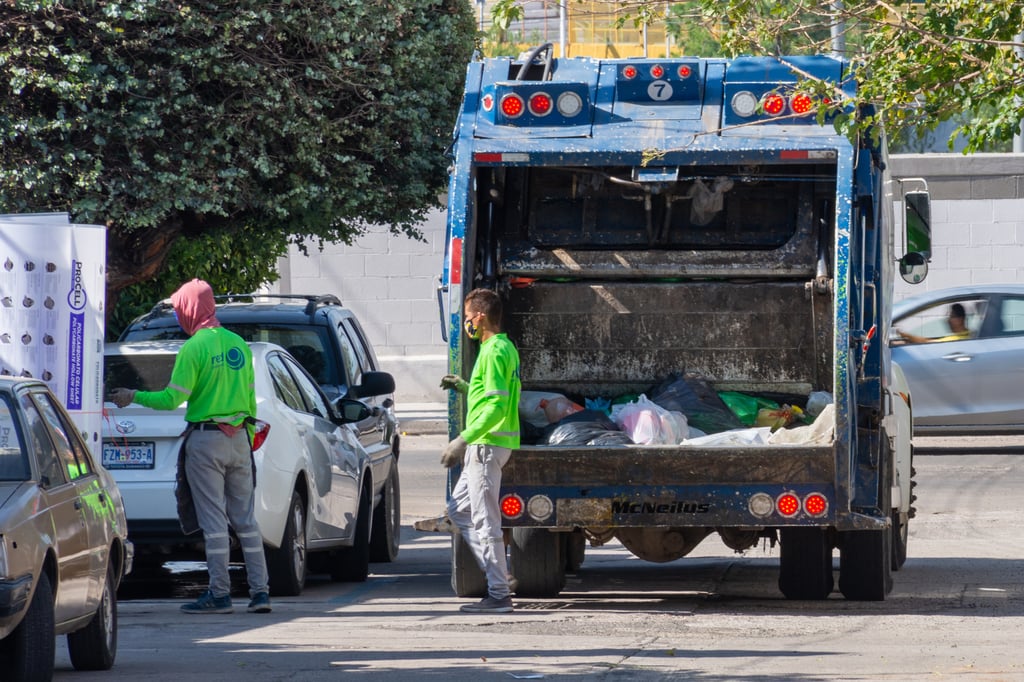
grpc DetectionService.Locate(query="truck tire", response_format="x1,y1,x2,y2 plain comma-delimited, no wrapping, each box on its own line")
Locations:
369,463,401,563
778,527,834,600
510,527,566,597
451,533,487,598
564,530,586,573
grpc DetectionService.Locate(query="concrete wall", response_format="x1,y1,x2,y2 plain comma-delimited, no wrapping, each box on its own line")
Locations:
272,154,1024,404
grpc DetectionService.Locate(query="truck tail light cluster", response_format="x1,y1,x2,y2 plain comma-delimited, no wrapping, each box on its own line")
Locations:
730,90,822,118
749,491,829,519
501,493,555,522
485,83,590,125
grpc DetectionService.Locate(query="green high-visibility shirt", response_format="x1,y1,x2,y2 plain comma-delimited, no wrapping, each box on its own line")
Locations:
134,327,256,426
461,333,521,448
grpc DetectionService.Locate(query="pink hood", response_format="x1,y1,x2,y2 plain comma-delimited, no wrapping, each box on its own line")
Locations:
170,279,221,336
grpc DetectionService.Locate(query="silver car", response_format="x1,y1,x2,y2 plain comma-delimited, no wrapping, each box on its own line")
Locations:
891,284,1024,435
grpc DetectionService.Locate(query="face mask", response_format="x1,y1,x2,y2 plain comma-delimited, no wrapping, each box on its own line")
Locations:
464,313,483,340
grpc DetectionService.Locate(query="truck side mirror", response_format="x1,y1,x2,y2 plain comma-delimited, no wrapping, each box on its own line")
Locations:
900,189,931,284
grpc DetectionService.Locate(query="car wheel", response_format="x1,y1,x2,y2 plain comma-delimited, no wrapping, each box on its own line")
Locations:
330,482,371,582
266,490,307,597
68,559,118,670
0,570,55,681
369,462,401,563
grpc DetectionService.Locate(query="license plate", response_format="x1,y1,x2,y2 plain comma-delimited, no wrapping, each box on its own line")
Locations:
102,441,156,470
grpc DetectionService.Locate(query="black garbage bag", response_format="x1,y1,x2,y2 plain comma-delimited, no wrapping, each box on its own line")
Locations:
648,371,744,435
540,409,633,446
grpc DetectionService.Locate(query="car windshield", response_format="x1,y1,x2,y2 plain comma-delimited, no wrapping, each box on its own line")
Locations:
0,393,30,480
104,354,177,393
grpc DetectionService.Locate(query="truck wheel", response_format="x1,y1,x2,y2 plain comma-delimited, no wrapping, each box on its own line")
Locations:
564,530,586,573
68,559,118,670
0,570,55,681
510,527,566,597
778,527,834,600
451,533,487,598
331,482,372,582
266,490,307,596
891,509,909,571
369,462,401,563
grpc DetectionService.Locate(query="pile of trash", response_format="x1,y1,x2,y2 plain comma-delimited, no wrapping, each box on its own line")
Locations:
519,372,835,447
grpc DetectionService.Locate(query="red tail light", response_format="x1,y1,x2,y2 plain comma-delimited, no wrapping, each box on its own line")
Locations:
677,65,692,79
761,93,786,116
776,492,800,517
790,93,815,115
250,420,271,451
622,65,638,79
649,64,665,79
501,494,524,518
500,94,525,118
803,493,829,517
528,92,553,116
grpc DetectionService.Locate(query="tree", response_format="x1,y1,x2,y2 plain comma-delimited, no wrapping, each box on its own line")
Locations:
0,0,477,326
490,0,1024,151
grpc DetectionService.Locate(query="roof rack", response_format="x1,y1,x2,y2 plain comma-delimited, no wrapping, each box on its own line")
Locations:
142,293,343,319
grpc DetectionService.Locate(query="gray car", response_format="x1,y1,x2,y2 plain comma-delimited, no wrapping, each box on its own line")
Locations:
891,284,1024,435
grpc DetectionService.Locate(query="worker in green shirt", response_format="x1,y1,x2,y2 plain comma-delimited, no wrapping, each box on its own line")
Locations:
440,288,521,614
109,279,271,615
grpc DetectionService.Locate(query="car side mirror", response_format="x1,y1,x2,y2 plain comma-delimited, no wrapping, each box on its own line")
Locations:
352,371,395,398
334,398,374,424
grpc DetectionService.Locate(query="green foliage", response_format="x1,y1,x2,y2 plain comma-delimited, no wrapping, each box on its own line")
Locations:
0,0,477,319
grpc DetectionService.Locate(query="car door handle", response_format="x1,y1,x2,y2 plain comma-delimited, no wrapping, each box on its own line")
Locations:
941,352,973,362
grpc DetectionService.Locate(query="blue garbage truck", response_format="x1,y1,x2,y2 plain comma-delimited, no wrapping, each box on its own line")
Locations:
437,45,931,601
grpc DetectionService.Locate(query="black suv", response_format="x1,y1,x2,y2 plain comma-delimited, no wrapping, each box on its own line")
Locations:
118,294,402,564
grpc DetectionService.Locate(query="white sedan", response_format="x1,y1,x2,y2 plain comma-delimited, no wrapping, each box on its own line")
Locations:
101,341,395,596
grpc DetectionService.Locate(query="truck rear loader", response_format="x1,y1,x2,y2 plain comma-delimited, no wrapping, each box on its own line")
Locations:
438,45,931,601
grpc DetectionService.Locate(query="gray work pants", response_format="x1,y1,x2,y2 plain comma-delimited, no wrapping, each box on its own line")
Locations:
447,443,511,599
185,429,270,598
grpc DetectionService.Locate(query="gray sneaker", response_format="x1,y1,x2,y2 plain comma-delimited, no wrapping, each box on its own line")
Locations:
181,590,233,614
460,595,514,613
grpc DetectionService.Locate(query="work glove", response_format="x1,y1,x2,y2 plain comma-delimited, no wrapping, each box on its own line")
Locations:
439,374,469,394
108,388,137,408
440,435,468,468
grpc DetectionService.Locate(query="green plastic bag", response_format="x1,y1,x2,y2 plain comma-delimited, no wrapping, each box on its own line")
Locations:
717,391,780,427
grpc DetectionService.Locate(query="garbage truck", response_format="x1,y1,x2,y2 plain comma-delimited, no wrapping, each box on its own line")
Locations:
436,45,931,601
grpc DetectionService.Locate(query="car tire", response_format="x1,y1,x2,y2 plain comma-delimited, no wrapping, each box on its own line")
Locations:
369,461,401,563
266,490,307,597
67,559,118,671
330,481,371,582
0,570,55,681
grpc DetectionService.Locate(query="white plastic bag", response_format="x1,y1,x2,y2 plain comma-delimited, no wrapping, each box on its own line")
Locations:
611,394,689,445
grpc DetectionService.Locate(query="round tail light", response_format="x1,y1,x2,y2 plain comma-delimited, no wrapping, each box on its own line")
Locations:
761,93,787,116
776,492,800,517
528,92,553,116
791,92,815,115
501,494,524,519
500,94,525,118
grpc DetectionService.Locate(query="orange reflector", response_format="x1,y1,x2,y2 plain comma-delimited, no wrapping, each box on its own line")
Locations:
500,94,524,118
501,494,524,518
804,493,828,517
777,492,800,517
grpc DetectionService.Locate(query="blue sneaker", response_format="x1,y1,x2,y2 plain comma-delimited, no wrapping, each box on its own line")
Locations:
247,591,272,614
181,590,233,614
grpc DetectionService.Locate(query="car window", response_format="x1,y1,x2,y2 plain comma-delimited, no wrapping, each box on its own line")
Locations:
342,319,376,373
895,296,986,342
996,297,1024,335
282,356,331,419
223,324,339,387
105,354,177,392
20,394,69,488
335,322,362,388
0,394,30,480
266,353,307,412
33,392,93,480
